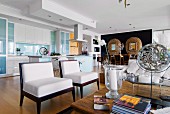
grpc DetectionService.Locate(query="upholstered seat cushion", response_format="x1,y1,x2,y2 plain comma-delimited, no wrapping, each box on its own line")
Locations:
126,61,139,74
64,72,98,84
163,68,170,80
23,77,72,97
162,80,170,86
22,62,54,82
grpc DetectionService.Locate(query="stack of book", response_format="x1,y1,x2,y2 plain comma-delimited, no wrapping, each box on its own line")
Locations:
94,95,110,110
111,95,151,114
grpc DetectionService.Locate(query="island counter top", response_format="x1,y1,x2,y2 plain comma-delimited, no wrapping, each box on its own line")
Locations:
28,55,92,58
28,55,93,72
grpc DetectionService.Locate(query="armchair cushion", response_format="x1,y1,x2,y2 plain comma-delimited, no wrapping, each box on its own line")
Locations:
153,71,165,78
23,77,72,97
162,80,170,86
163,68,170,79
22,62,54,82
135,68,145,76
127,61,139,74
61,61,80,75
64,72,98,84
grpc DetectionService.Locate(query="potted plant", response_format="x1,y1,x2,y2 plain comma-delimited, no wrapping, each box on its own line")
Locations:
16,48,21,55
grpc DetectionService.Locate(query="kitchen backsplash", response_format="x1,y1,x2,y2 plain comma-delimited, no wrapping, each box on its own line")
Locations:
16,43,49,55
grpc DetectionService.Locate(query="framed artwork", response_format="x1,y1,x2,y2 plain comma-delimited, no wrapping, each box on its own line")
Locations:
129,42,137,51
111,44,116,50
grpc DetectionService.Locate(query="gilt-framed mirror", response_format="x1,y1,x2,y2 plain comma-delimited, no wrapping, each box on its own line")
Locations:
108,39,121,55
126,37,142,55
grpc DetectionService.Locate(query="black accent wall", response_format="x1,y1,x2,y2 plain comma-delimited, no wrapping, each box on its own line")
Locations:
101,29,152,56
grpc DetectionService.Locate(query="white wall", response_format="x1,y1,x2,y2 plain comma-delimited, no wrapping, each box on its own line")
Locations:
82,30,101,66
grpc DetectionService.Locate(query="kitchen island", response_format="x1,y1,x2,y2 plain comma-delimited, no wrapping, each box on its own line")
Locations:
28,55,93,72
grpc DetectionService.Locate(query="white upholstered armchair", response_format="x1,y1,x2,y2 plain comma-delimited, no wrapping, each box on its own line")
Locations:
59,60,99,98
19,62,75,114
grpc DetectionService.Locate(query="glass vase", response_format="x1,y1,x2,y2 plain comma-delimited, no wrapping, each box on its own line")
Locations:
103,65,123,99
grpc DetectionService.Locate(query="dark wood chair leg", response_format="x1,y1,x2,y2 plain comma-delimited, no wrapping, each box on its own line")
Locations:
97,79,100,90
72,87,75,102
20,93,24,106
36,101,41,114
80,86,83,98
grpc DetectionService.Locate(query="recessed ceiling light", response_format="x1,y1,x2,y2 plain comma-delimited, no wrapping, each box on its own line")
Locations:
91,20,95,23
48,15,51,17
56,28,58,29
133,27,135,28
85,28,88,30
109,27,112,28
59,19,63,21
127,4,130,6
19,18,22,21
129,24,132,25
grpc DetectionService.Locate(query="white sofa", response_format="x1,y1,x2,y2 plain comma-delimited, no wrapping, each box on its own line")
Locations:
125,59,170,86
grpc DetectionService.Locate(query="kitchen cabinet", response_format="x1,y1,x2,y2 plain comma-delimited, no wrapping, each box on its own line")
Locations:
25,25,35,43
42,29,50,45
69,33,78,47
60,31,70,55
8,22,14,54
14,23,51,45
70,47,78,55
0,57,6,74
67,56,93,72
6,56,29,75
0,18,7,55
51,31,56,52
14,23,26,43
34,27,43,44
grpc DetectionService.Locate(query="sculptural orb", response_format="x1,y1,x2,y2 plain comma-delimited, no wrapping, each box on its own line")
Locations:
137,43,170,72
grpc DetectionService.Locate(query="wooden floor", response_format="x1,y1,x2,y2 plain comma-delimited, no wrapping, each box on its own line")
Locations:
0,76,105,114
0,66,169,114
0,66,105,114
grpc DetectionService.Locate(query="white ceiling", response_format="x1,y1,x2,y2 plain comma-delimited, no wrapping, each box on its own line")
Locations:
0,0,34,10
0,0,170,34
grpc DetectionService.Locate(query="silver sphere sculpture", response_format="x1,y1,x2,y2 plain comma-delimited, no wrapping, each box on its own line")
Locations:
137,43,170,73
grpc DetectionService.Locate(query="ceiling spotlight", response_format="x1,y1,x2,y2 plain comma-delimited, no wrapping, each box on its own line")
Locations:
129,24,132,25
59,19,63,21
119,0,123,3
85,28,88,30
118,0,130,8
109,27,112,28
48,15,51,17
127,3,130,6
19,18,22,21
133,27,136,28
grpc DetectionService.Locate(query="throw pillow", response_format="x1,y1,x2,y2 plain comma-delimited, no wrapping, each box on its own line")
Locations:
126,61,139,74
163,67,170,79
